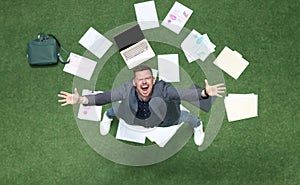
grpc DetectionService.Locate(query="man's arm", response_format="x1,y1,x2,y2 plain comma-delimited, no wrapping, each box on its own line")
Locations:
58,88,88,106
163,79,226,102
58,81,132,106
57,89,115,106
84,91,113,106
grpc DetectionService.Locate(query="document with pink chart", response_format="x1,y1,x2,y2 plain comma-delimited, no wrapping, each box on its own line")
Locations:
63,52,97,81
162,1,193,34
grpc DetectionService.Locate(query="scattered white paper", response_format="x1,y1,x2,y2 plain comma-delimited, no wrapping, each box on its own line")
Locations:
162,1,193,34
224,93,258,122
158,54,180,82
63,52,97,81
79,27,112,59
116,119,147,144
183,50,197,63
146,123,183,147
134,1,159,30
151,68,158,79
115,105,188,147
213,46,249,80
78,89,103,121
181,29,216,62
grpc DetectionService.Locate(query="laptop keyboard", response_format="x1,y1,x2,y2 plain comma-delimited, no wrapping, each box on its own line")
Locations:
123,41,148,60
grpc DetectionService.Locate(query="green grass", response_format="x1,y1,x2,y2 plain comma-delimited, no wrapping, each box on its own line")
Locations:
0,0,299,184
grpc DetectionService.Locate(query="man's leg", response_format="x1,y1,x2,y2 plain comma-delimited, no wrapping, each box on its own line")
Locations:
177,111,205,146
106,106,117,119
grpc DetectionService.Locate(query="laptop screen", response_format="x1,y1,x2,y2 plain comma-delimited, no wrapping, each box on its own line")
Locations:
114,25,145,51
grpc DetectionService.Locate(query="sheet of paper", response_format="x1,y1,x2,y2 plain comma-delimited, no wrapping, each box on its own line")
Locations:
224,94,258,122
213,46,249,80
158,54,180,82
181,30,216,62
77,89,103,121
161,1,193,34
134,1,159,30
115,105,188,147
146,105,187,147
116,119,147,144
151,68,158,79
183,50,197,63
202,34,216,52
146,124,183,147
63,52,97,80
78,27,112,59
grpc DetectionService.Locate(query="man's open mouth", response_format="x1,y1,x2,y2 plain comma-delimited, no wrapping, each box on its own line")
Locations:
141,85,149,92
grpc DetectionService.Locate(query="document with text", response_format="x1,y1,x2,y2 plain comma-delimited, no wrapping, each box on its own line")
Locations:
162,1,193,34
79,27,112,59
63,52,97,81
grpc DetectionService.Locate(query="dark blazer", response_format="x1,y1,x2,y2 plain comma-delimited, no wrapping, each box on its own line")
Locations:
85,80,211,127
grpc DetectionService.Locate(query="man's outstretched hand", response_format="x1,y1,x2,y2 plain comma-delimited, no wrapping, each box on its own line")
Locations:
205,79,226,97
58,88,80,106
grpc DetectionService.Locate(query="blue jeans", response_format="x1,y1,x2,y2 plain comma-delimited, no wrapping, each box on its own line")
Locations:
106,107,201,128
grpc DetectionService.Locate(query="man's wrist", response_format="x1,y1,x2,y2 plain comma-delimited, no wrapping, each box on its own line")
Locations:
79,96,89,104
204,88,209,97
201,88,209,98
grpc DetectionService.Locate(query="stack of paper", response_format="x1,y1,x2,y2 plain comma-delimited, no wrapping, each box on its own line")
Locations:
63,52,97,80
181,29,216,62
134,1,159,30
224,94,258,122
158,54,180,82
77,89,103,121
162,1,193,34
115,105,188,147
214,46,249,80
116,119,148,144
79,27,112,59
146,123,183,147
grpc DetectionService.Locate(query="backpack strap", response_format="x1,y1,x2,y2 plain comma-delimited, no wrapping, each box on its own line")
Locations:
47,34,70,64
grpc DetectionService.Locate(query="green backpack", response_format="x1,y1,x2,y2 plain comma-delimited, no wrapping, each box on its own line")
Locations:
27,33,69,65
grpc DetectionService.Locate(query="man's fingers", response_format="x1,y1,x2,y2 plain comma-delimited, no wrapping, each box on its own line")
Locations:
58,90,77,107
217,89,226,93
216,83,225,88
61,102,68,106
58,99,66,103
74,88,79,95
217,87,226,90
205,79,208,86
59,91,70,96
57,94,67,99
216,94,223,98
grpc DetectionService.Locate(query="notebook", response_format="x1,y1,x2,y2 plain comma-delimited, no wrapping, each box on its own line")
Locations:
114,24,155,69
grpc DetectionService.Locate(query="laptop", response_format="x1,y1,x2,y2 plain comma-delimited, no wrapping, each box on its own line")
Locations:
114,24,155,69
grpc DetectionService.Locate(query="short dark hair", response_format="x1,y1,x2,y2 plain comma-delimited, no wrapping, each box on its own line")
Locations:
133,65,153,77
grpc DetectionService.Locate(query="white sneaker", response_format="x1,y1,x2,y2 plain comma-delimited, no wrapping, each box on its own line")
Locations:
193,122,205,146
99,111,112,135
